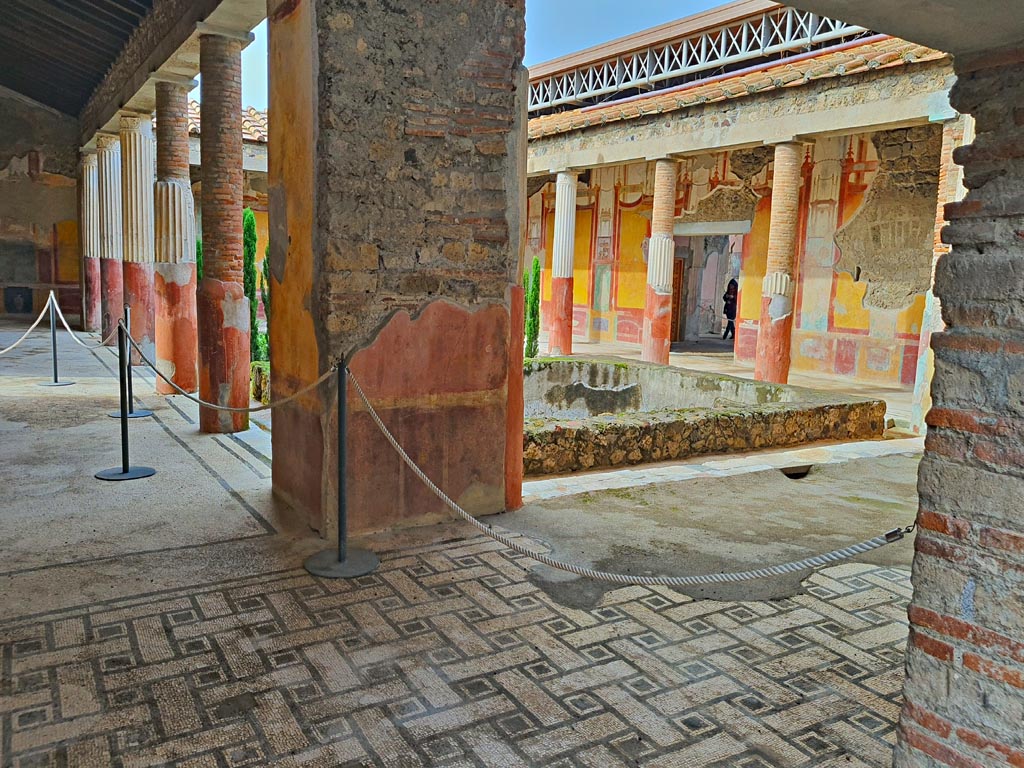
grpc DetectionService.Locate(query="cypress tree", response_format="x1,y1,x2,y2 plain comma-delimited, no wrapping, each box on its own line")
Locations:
242,208,259,361
525,256,541,359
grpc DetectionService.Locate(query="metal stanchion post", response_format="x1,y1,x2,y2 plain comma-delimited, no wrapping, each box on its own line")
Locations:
109,303,152,419
38,293,74,387
95,323,156,481
304,359,379,578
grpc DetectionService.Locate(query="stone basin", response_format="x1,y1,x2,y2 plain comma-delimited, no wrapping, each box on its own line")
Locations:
523,358,886,476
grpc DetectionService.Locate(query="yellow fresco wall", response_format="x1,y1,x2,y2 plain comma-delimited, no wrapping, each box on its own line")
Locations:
738,197,771,322
573,210,592,305
617,210,649,310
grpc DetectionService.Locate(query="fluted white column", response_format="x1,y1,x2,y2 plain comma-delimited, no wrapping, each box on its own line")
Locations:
120,114,155,265
81,151,101,331
97,134,123,345
548,171,577,355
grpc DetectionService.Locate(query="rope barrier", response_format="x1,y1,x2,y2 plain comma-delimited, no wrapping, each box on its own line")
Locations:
123,328,335,413
348,369,914,587
51,299,118,348
0,294,53,356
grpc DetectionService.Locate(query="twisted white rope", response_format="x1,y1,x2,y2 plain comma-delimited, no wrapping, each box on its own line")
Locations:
51,298,118,348
124,329,334,413
348,369,910,586
0,294,53,356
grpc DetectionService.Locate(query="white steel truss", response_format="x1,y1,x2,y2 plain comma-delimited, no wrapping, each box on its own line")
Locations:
528,6,867,113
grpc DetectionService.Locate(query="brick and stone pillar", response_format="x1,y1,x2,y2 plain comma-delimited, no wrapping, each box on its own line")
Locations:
641,158,678,364
97,134,123,346
548,171,577,356
754,142,803,383
894,57,1024,768
268,0,525,537
153,78,199,395
198,31,249,433
81,151,101,332
911,116,974,433
120,113,156,365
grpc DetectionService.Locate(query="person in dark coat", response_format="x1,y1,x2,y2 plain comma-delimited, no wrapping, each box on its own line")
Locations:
722,278,738,340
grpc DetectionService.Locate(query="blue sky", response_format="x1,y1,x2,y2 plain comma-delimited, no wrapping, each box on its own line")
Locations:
203,1,721,110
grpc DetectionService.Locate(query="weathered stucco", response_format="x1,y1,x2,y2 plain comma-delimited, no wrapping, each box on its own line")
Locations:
270,0,526,536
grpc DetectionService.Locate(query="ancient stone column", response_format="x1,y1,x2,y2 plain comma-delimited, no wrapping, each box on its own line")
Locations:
97,134,123,345
754,142,803,383
641,158,678,364
198,31,249,433
153,78,198,395
120,114,156,365
548,171,577,356
81,151,101,332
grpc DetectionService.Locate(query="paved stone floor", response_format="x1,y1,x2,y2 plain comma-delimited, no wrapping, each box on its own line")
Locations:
0,320,918,767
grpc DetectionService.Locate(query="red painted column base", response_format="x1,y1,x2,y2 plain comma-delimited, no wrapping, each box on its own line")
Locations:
641,285,672,365
84,256,102,332
123,261,155,366
155,263,198,395
549,276,573,356
197,278,250,433
506,284,524,511
99,259,124,347
754,296,793,383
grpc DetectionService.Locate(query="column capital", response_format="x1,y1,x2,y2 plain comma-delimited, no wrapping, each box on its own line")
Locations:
119,112,152,133
81,150,98,165
196,22,255,44
96,133,120,151
150,72,198,90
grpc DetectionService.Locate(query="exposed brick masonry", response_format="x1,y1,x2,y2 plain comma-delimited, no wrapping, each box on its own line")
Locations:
199,35,243,284
894,53,1024,768
156,82,191,181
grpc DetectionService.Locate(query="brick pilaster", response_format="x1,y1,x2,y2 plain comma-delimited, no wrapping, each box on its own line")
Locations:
895,54,1024,768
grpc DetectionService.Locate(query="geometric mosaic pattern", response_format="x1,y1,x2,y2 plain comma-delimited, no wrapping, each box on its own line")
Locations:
0,535,911,767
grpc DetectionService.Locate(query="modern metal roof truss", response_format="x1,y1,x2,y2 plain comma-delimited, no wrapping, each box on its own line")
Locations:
528,5,867,113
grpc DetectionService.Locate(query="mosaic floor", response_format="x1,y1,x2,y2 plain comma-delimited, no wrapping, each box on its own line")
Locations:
1,534,911,768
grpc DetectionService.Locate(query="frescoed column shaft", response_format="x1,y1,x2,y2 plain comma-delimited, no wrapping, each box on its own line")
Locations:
154,78,199,395
81,151,101,332
97,134,123,346
548,170,576,356
641,158,678,365
120,113,156,366
198,32,249,433
754,142,803,384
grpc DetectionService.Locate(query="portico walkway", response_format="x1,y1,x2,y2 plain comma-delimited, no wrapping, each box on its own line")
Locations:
1,320,918,767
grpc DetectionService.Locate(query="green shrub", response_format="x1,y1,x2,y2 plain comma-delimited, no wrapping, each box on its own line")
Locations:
196,239,203,281
242,208,261,361
524,256,541,359
259,242,271,361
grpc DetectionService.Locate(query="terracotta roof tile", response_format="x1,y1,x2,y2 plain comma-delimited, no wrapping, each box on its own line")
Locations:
187,100,268,144
527,37,949,141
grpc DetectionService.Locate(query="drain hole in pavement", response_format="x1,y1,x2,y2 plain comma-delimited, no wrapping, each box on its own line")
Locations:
780,464,813,479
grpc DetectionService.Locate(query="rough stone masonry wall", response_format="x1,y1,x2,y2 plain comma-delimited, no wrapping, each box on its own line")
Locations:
835,124,942,311
895,54,1024,768
269,0,526,534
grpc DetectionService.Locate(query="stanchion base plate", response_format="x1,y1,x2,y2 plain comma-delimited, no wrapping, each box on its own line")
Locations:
95,466,156,481
108,409,154,419
38,381,75,387
304,547,380,579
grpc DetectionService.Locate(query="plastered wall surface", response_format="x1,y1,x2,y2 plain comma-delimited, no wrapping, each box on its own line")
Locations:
0,90,81,318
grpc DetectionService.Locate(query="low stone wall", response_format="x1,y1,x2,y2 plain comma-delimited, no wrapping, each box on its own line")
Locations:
523,359,886,475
